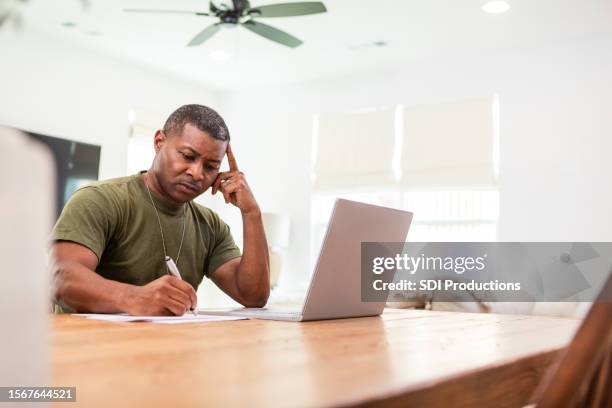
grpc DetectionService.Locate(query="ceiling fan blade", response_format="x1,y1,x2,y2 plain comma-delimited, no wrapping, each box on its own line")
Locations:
0,13,10,28
123,9,210,16
242,20,302,48
249,2,326,18
187,23,222,46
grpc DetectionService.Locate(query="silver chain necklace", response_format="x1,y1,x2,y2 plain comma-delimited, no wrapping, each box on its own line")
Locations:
143,173,187,273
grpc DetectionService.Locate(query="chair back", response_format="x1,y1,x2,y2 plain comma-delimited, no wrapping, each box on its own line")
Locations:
535,269,612,407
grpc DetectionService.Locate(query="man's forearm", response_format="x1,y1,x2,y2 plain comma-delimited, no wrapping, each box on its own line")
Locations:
236,210,270,307
52,261,133,313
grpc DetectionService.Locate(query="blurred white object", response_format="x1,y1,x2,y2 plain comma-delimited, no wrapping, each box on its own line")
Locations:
482,1,510,14
261,213,290,288
0,127,54,391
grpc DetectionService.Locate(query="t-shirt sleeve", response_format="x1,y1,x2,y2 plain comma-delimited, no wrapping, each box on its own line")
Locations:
205,212,242,278
51,186,119,261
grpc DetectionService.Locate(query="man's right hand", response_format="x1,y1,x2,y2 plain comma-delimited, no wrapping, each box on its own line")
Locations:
124,275,198,316
53,242,197,315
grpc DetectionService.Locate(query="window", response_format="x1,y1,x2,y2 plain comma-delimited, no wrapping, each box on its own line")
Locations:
126,109,165,175
310,97,500,270
127,131,155,175
311,190,499,267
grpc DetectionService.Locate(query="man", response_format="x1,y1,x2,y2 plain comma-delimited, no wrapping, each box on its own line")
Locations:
51,104,270,315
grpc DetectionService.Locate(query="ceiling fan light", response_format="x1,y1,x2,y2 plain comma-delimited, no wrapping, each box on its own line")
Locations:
209,50,231,62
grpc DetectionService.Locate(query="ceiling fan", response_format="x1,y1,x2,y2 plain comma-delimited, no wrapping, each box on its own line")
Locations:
124,0,327,48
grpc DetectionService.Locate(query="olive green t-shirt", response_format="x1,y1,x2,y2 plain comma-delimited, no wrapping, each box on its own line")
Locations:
52,172,241,305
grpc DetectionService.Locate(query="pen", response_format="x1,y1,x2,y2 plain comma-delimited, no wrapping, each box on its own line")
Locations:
165,256,198,316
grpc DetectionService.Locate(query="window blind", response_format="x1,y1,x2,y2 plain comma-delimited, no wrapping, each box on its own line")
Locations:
399,97,496,187
313,107,396,191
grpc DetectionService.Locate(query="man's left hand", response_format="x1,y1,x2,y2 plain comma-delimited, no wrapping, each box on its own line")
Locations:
211,144,259,214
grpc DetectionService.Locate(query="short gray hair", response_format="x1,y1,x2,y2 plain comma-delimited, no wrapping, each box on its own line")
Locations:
163,104,230,141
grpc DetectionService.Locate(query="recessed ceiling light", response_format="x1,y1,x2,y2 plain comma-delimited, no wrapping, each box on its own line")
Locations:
482,1,510,14
209,50,231,62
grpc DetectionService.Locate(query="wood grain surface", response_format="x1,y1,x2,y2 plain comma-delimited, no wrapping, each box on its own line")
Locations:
51,310,580,407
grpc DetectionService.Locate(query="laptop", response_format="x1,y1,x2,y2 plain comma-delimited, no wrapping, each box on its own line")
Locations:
203,199,413,321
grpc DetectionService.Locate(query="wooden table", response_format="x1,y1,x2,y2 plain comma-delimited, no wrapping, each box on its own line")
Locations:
51,310,580,407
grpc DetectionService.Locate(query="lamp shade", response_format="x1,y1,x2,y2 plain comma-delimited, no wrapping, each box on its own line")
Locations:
262,213,290,248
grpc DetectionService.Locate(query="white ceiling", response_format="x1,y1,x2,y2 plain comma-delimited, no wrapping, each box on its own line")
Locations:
18,0,612,90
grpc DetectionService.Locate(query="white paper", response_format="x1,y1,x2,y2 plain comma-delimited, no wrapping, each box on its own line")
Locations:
74,313,247,324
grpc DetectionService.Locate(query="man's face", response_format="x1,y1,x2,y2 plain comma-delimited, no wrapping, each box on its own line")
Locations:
154,123,226,203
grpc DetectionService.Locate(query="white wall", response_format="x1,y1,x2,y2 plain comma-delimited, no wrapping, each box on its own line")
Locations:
0,27,225,180
223,33,612,286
